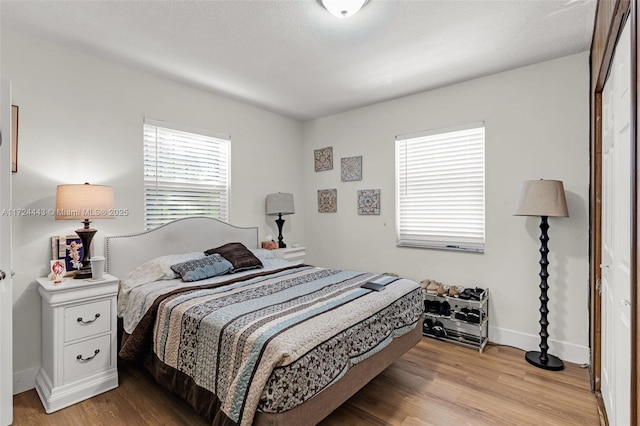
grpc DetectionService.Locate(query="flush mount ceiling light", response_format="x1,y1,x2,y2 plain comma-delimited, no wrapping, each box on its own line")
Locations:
319,0,370,19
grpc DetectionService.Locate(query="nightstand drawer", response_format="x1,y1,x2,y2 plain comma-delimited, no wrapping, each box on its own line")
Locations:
63,334,112,383
64,299,111,342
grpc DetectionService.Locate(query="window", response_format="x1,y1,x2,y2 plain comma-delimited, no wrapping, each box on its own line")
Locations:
143,118,230,230
395,122,485,252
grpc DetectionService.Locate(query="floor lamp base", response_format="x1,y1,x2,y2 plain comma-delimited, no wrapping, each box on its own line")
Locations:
525,351,564,371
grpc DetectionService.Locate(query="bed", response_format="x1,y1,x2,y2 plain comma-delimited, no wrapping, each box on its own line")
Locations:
106,217,423,426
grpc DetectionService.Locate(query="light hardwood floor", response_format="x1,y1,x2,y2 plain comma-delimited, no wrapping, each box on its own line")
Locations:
13,337,600,425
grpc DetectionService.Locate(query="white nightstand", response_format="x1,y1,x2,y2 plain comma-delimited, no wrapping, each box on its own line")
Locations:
273,246,306,264
35,274,119,413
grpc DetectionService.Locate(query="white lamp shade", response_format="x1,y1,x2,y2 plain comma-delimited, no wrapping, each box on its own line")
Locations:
266,193,295,216
55,183,114,220
514,179,569,217
320,0,368,18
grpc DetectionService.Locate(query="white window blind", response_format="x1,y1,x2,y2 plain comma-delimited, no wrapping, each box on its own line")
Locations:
395,122,485,252
143,118,230,230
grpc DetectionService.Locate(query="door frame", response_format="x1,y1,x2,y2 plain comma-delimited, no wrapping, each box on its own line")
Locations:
0,80,12,425
590,1,638,424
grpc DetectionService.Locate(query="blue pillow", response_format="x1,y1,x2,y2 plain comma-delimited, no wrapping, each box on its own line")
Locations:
170,254,233,282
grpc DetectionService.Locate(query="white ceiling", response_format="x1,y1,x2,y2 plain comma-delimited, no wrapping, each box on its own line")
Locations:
1,0,596,122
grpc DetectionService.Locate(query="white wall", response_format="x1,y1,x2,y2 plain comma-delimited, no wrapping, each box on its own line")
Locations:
1,28,305,390
302,52,590,363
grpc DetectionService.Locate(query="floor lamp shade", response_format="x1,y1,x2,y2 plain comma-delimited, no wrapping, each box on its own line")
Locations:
55,183,114,279
514,180,569,218
266,193,295,248
514,179,568,371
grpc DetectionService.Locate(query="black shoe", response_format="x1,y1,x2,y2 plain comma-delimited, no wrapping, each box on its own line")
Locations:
439,301,451,316
455,307,470,322
431,321,447,337
427,300,441,314
469,287,485,301
467,308,481,324
422,318,434,334
458,288,473,300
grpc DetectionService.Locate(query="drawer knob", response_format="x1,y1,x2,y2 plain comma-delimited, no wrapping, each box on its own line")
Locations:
77,313,100,324
77,349,100,362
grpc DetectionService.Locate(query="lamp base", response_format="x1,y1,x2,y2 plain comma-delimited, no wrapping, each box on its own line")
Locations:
525,351,564,371
275,215,286,248
73,267,92,279
73,223,97,280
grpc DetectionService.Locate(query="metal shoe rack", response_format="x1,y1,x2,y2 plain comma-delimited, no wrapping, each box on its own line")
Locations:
422,288,489,352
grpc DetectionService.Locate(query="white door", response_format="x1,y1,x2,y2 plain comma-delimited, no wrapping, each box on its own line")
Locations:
0,80,13,424
601,18,632,426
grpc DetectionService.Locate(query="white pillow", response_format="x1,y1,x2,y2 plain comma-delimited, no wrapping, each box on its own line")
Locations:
119,252,204,295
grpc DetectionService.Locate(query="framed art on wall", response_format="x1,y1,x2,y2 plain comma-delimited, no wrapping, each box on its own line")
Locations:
341,156,362,181
314,147,333,172
318,189,337,212
357,189,381,215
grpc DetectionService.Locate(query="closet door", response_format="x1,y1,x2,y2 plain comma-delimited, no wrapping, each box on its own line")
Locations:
601,17,632,426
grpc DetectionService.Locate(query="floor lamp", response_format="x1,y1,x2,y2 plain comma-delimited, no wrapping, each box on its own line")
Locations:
514,179,569,371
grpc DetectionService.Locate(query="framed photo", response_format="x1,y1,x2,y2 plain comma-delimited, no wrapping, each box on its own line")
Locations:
64,237,84,272
50,260,66,283
51,235,87,275
11,105,18,173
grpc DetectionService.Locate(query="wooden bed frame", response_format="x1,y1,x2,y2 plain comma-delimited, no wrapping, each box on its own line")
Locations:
105,217,422,425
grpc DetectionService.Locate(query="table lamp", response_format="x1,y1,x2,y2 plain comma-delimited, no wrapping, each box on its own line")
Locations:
266,193,295,248
55,183,114,279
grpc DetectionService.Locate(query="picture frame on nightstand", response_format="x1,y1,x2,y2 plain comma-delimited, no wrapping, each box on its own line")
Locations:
51,235,92,276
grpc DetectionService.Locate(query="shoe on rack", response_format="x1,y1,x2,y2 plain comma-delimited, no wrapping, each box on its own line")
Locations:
439,301,451,316
427,300,442,314
437,283,448,297
459,288,473,300
470,287,485,301
448,285,463,298
431,321,447,337
467,308,481,324
454,307,469,322
419,279,431,290
422,318,434,334
426,280,439,294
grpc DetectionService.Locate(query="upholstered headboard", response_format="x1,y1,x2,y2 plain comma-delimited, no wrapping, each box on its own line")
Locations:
105,217,259,278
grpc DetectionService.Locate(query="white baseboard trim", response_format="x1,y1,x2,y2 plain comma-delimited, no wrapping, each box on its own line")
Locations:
13,367,38,395
489,325,590,365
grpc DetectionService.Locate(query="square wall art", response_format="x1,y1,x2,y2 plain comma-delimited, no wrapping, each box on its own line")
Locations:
357,189,380,215
314,147,333,172
341,156,362,181
318,189,337,213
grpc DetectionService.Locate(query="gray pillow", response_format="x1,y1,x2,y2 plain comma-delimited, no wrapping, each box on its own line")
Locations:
170,254,233,282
